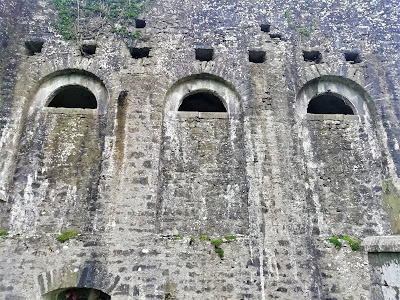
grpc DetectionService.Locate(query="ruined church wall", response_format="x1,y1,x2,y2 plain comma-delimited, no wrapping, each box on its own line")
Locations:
0,0,399,299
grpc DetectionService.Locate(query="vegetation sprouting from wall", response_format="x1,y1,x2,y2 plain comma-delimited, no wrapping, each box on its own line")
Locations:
52,0,151,41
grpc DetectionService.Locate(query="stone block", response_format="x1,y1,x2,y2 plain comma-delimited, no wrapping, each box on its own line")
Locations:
176,112,199,118
199,112,229,119
363,236,400,252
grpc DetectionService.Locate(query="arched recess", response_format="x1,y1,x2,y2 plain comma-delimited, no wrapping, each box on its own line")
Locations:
294,74,392,279
37,265,118,299
163,73,241,117
29,71,108,115
47,85,97,109
178,91,227,112
9,70,109,233
307,93,355,115
43,287,111,300
296,75,376,119
158,73,248,235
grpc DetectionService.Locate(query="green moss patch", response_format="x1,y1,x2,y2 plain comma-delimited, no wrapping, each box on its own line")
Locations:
199,234,210,242
327,237,342,249
327,236,361,251
210,238,223,247
56,230,79,243
215,248,224,258
52,0,151,41
339,236,361,251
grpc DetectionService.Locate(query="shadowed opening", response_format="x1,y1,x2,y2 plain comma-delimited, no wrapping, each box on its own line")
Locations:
307,94,354,115
303,50,322,63
344,51,362,64
269,33,282,39
129,47,151,59
195,48,213,61
48,85,97,109
80,44,96,56
260,23,271,32
44,287,111,300
249,50,266,63
135,19,146,28
25,40,44,56
178,92,227,112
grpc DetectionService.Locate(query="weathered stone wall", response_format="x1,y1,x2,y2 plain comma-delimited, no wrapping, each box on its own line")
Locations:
0,0,399,299
159,113,249,235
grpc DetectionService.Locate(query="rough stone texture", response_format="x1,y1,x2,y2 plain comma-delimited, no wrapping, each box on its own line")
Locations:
368,251,400,300
0,0,399,299
382,179,400,234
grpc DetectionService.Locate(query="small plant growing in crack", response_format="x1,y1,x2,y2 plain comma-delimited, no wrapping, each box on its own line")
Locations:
56,230,79,243
284,9,316,36
339,236,361,251
327,237,342,249
327,236,361,251
199,234,211,241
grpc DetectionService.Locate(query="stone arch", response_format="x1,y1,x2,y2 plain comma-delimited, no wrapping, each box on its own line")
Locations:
163,73,241,118
38,265,117,300
158,73,248,235
307,92,355,115
9,69,109,233
296,75,376,119
47,85,97,109
295,75,391,250
43,287,111,300
29,69,109,115
178,90,227,112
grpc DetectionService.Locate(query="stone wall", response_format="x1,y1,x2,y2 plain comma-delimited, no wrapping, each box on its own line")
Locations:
0,0,399,299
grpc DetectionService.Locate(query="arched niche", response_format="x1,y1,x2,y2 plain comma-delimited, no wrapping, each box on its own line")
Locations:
43,287,111,300
294,75,391,255
178,91,227,112
29,71,108,115
158,73,248,235
9,69,109,233
164,73,241,118
296,75,375,120
48,85,97,109
307,93,355,115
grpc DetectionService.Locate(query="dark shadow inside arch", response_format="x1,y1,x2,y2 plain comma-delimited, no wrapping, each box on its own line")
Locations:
178,92,227,112
307,94,354,115
48,85,97,109
43,287,111,300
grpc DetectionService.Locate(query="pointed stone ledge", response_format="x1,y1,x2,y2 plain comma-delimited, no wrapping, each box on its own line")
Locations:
363,236,400,252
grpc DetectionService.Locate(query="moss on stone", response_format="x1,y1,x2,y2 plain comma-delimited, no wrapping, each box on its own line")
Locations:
52,0,152,41
327,236,361,251
327,237,342,249
339,236,361,251
0,229,9,237
210,238,223,247
215,248,224,258
199,234,210,241
56,230,78,243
